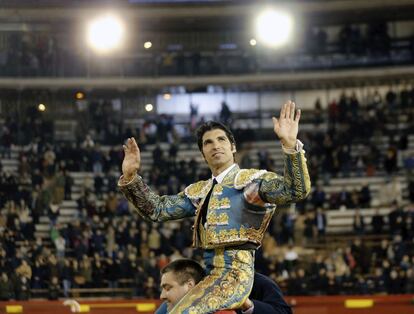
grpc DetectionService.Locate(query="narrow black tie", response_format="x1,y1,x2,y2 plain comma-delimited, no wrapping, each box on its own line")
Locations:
201,179,217,225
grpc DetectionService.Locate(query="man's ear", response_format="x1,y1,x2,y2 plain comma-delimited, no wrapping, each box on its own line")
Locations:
231,145,237,153
187,279,196,289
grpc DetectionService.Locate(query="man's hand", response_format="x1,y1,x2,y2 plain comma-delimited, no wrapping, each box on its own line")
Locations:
122,137,141,181
272,100,301,149
240,298,253,311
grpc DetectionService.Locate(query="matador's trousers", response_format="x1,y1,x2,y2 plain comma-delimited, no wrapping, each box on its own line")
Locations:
169,248,255,314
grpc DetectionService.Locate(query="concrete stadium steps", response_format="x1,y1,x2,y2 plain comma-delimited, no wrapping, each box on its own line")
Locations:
320,176,409,195
1,158,18,172
326,207,393,234
54,120,77,141
34,201,79,240
34,231,49,239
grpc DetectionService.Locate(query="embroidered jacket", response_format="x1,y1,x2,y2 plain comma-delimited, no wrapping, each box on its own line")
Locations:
118,151,311,249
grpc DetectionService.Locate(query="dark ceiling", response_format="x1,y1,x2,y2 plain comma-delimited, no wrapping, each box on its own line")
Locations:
2,0,414,31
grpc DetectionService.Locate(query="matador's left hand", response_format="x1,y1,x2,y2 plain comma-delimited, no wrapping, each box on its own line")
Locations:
272,100,301,149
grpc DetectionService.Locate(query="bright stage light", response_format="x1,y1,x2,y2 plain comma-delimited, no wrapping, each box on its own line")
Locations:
38,104,46,111
144,41,152,49
250,38,257,46
75,92,85,100
87,14,125,53
255,9,293,47
145,104,153,112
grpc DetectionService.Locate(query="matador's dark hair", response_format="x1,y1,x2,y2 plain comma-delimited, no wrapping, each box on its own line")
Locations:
195,121,236,152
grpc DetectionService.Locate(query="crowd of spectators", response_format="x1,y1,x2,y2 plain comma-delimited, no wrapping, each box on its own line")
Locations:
1,21,413,77
0,89,413,300
305,88,414,184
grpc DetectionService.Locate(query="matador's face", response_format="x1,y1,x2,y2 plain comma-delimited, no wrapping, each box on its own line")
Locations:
201,129,236,176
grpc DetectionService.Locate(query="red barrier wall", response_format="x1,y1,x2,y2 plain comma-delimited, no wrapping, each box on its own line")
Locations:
1,295,413,314
286,295,414,314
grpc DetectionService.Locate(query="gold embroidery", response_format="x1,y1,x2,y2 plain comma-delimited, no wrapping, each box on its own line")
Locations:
170,249,253,313
208,197,220,209
204,210,274,248
208,197,231,210
234,169,268,189
220,198,230,208
207,212,229,226
213,185,223,196
221,165,240,185
185,180,211,199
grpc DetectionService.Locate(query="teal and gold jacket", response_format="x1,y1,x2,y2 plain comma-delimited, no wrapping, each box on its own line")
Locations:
118,150,310,249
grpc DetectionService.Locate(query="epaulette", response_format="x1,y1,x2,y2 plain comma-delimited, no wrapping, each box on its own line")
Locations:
184,180,212,200
234,169,268,189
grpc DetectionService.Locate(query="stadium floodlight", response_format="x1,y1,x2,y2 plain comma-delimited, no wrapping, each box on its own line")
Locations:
87,14,125,53
255,9,293,48
145,104,154,112
75,92,85,100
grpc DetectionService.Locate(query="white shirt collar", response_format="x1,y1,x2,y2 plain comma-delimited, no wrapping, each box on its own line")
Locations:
212,163,237,184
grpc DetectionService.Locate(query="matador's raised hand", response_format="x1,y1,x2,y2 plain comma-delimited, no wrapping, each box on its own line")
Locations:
272,100,301,149
122,137,141,181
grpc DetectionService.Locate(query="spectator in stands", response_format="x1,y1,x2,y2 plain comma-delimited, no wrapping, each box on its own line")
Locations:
355,275,369,295
53,170,65,204
0,273,13,300
352,209,365,235
280,210,296,245
388,202,405,235
15,275,31,300
94,173,104,200
372,267,387,293
405,269,414,293
0,126,12,158
289,268,309,296
311,184,326,208
79,256,93,288
54,235,66,260
284,245,299,272
314,268,328,295
48,202,60,226
48,276,60,300
92,256,105,289
303,211,316,244
63,170,74,200
340,268,355,295
16,259,32,281
358,183,371,208
219,101,232,126
61,258,73,297
384,146,398,174
144,276,159,299
387,269,401,294
81,134,95,150
371,208,385,234
314,207,327,238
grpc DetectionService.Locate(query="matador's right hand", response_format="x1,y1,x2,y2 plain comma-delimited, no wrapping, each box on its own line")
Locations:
122,137,141,181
